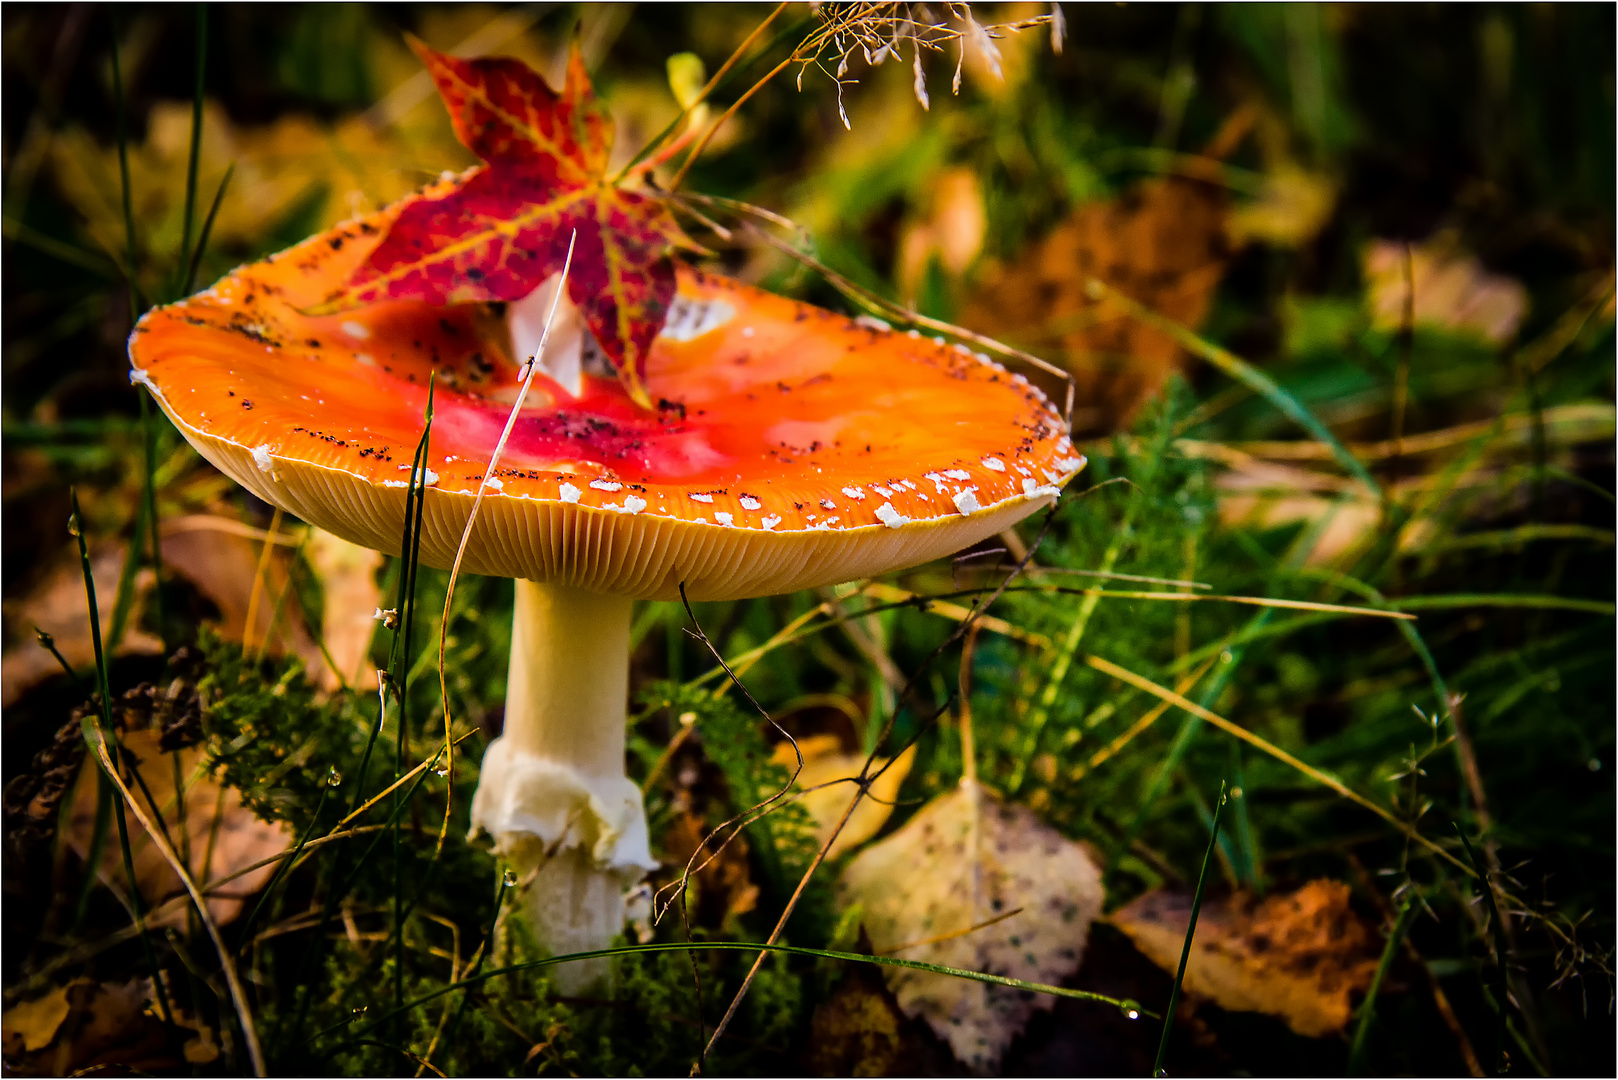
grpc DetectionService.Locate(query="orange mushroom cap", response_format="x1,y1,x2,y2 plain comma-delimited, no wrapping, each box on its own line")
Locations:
129,203,1084,601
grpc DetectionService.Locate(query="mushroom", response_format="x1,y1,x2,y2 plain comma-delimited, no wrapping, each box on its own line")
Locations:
128,202,1085,992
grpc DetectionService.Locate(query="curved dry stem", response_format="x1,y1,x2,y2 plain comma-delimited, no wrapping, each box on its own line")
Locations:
90,731,266,1076
241,505,283,655
617,2,789,183
434,231,577,858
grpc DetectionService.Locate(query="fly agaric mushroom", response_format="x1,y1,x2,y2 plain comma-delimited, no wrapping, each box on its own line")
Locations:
129,209,1082,987
128,60,1083,997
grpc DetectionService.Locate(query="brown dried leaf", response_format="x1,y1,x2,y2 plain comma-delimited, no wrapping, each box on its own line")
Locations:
837,783,1105,1072
1110,879,1380,1038
1,983,72,1055
154,994,222,1065
1364,236,1528,345
1,978,178,1077
1,516,331,709
66,729,294,925
160,515,325,675
769,734,915,860
806,963,925,1077
304,526,383,692
897,168,988,300
659,810,758,931
964,177,1230,431
0,543,161,707
4,711,91,863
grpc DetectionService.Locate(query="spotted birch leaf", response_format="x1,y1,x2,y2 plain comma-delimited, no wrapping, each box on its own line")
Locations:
314,37,691,408
837,783,1105,1071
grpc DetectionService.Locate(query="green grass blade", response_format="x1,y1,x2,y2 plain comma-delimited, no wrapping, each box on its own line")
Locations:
1153,780,1226,1078
235,783,330,953
1386,594,1616,615
1456,823,1510,1074
389,374,435,699
183,162,233,295
70,491,116,752
174,3,208,300
1112,612,1269,876
32,627,79,684
1347,895,1419,1075
109,15,142,322
69,490,173,1026
1089,279,1382,496
389,377,433,1045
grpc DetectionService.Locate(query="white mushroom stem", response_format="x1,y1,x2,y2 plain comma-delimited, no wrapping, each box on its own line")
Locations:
469,581,655,994
467,276,650,993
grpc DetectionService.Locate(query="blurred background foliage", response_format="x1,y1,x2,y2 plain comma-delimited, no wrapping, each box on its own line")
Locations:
2,3,1613,1076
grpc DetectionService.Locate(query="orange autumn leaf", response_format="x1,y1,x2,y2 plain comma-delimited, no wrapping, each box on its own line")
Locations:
1111,879,1380,1038
315,37,693,408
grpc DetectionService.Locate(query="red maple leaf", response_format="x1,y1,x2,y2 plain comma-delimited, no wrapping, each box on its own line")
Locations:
317,38,691,408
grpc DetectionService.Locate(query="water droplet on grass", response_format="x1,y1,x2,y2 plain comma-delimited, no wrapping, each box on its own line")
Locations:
327,767,342,787
503,869,518,887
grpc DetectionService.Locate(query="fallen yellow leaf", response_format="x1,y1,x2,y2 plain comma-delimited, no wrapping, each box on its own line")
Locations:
1228,165,1337,249
1110,879,1379,1038
770,734,915,860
